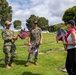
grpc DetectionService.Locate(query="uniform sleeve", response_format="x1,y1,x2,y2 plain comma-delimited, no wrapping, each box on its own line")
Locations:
12,30,14,37
39,28,42,34
1,30,11,41
29,28,32,37
28,31,31,37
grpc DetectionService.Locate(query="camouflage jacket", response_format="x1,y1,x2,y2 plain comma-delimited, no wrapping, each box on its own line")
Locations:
2,29,14,46
29,27,42,45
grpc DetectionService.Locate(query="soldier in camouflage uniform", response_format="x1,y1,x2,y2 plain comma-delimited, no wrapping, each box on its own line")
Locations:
2,21,17,68
25,21,42,66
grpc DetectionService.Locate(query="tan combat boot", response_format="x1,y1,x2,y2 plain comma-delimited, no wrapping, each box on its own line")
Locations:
34,62,38,65
9,63,14,67
25,62,30,66
5,64,11,68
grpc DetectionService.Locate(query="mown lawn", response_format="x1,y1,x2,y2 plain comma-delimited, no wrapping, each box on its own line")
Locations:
0,31,67,75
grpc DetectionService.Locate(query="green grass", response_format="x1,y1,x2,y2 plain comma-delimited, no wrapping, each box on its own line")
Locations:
0,31,67,75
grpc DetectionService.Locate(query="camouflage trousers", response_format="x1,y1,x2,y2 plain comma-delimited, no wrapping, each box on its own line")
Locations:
3,44,16,65
27,44,40,62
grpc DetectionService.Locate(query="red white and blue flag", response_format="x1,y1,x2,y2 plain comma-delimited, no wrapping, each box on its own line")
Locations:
56,29,67,43
18,29,28,40
28,46,37,55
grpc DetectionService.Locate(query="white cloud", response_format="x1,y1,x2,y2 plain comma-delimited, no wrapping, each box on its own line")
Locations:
14,10,31,19
7,0,76,29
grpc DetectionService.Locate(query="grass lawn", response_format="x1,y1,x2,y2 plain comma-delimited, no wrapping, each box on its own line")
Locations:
0,31,68,75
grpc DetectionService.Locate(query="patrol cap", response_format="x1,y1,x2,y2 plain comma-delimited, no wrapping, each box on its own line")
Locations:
5,21,11,25
66,20,75,27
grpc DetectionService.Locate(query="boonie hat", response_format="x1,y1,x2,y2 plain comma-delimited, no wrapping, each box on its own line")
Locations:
5,21,11,25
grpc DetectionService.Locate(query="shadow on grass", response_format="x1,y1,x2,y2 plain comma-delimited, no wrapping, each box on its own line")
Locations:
0,59,4,62
15,60,27,65
15,59,37,66
22,72,42,75
0,64,4,68
44,49,53,53
0,59,4,68
17,45,26,47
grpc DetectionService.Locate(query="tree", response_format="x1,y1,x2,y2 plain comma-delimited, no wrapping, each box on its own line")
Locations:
26,14,38,30
38,17,48,30
54,24,67,31
0,0,12,28
26,14,49,30
62,6,76,23
13,20,22,29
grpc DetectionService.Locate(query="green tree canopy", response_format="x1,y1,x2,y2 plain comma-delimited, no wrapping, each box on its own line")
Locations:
62,6,76,23
26,14,38,30
13,20,22,29
26,14,49,30
38,17,48,30
54,24,67,31
0,0,12,28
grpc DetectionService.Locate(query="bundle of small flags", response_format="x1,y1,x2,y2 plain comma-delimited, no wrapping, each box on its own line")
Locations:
18,29,28,40
56,29,67,43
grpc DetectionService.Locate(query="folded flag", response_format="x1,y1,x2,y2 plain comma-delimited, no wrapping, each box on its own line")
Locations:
18,29,28,39
56,29,67,43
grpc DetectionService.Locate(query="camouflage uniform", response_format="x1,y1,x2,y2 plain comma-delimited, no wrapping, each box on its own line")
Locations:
2,29,16,65
27,27,42,62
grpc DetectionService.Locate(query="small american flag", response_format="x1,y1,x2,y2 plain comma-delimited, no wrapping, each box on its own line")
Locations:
18,29,28,40
28,46,37,55
56,29,67,43
28,46,35,54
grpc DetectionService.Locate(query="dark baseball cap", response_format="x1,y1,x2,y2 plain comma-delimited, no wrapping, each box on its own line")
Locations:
66,20,75,27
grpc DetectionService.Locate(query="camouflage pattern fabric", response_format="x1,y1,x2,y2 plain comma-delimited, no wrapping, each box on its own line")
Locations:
30,27,42,46
2,29,16,65
27,27,42,62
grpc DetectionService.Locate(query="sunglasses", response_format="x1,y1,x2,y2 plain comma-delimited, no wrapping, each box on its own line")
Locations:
6,24,11,26
34,23,38,24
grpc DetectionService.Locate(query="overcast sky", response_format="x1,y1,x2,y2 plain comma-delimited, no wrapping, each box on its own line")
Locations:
7,0,76,29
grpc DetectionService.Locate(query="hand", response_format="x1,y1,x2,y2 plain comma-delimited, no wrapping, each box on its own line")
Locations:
40,41,42,45
28,42,31,46
12,36,18,40
64,45,67,51
63,40,67,45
